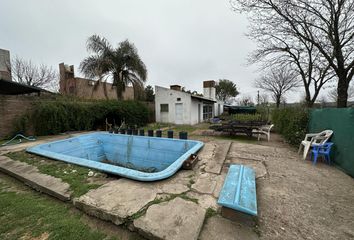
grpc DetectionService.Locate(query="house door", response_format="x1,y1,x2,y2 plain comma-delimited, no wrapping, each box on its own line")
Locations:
175,103,183,124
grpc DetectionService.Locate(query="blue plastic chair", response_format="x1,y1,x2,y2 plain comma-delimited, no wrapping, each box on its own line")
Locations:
311,142,333,165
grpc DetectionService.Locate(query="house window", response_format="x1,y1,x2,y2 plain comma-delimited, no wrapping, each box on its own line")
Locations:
203,104,213,120
160,104,169,112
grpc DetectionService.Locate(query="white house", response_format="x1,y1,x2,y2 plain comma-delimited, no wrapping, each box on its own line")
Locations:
155,80,224,125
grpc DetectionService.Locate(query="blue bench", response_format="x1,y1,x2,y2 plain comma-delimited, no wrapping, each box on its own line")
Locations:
218,164,257,216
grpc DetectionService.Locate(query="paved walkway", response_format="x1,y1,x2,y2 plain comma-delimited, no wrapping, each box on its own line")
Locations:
0,155,71,201
74,139,354,240
1,133,354,240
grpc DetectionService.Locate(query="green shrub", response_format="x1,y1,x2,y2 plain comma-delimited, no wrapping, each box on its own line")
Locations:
231,113,265,122
256,105,271,121
20,99,149,136
271,107,309,145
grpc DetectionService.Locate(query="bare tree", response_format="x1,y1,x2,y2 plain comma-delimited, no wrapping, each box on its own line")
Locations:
239,95,254,106
249,29,334,107
10,56,58,90
231,0,354,107
255,67,301,108
259,93,269,105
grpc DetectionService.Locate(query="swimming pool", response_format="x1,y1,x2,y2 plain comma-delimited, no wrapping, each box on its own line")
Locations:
26,132,203,181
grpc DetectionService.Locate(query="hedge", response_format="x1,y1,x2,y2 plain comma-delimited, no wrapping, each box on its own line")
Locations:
271,107,309,145
17,99,149,136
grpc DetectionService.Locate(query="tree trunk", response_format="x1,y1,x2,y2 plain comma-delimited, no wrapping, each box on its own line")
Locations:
306,100,314,108
276,97,280,108
304,94,313,108
337,74,349,108
115,79,124,100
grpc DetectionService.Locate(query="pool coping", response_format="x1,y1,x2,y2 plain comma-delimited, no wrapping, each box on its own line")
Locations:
26,132,204,181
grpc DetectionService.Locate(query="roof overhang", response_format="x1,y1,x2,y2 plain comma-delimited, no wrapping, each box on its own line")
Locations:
191,95,216,103
0,79,45,95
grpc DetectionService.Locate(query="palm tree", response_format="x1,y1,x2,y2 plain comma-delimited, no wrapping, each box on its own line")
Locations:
80,35,147,100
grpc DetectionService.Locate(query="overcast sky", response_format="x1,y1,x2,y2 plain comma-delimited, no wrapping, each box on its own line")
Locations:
0,0,304,102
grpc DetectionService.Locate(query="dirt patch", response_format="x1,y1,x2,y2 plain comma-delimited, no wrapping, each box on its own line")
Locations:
0,172,32,193
235,144,354,240
20,232,49,240
77,209,144,240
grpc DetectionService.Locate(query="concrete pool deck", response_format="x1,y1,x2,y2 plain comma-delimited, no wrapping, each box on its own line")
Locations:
1,133,354,240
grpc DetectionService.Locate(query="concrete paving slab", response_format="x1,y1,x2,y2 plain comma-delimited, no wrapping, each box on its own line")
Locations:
0,155,72,201
74,179,161,225
197,142,217,166
204,141,231,174
186,192,219,211
226,157,268,179
151,170,192,194
227,151,265,161
134,197,205,240
191,172,216,194
199,215,259,240
160,183,189,195
230,142,277,158
212,173,227,198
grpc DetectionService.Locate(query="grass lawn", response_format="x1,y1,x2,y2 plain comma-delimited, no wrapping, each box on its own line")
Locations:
142,123,210,138
5,151,108,197
0,179,118,240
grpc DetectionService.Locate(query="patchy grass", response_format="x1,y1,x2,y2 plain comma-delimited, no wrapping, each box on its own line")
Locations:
187,178,196,188
5,151,106,197
142,123,209,138
177,193,199,204
129,198,165,220
143,123,170,131
205,207,218,219
0,183,117,240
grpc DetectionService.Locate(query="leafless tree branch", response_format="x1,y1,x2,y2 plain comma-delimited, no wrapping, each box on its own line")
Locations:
10,56,58,91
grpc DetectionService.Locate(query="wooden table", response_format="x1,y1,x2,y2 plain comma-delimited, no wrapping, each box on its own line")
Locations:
211,120,267,137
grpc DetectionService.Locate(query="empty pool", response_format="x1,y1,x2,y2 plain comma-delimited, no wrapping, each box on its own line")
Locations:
26,132,204,181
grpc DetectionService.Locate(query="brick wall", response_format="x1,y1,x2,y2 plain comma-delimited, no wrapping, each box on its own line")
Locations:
60,77,134,100
59,63,134,100
0,95,37,139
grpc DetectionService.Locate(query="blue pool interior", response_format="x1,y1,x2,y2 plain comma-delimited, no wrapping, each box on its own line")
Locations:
26,132,204,181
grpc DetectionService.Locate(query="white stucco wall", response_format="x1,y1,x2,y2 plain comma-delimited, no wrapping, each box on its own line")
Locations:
190,100,202,125
155,85,223,125
215,101,224,116
203,87,216,100
155,86,196,125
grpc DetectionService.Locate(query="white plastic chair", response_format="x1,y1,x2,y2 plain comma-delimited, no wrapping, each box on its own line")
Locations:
298,130,333,160
254,124,274,141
